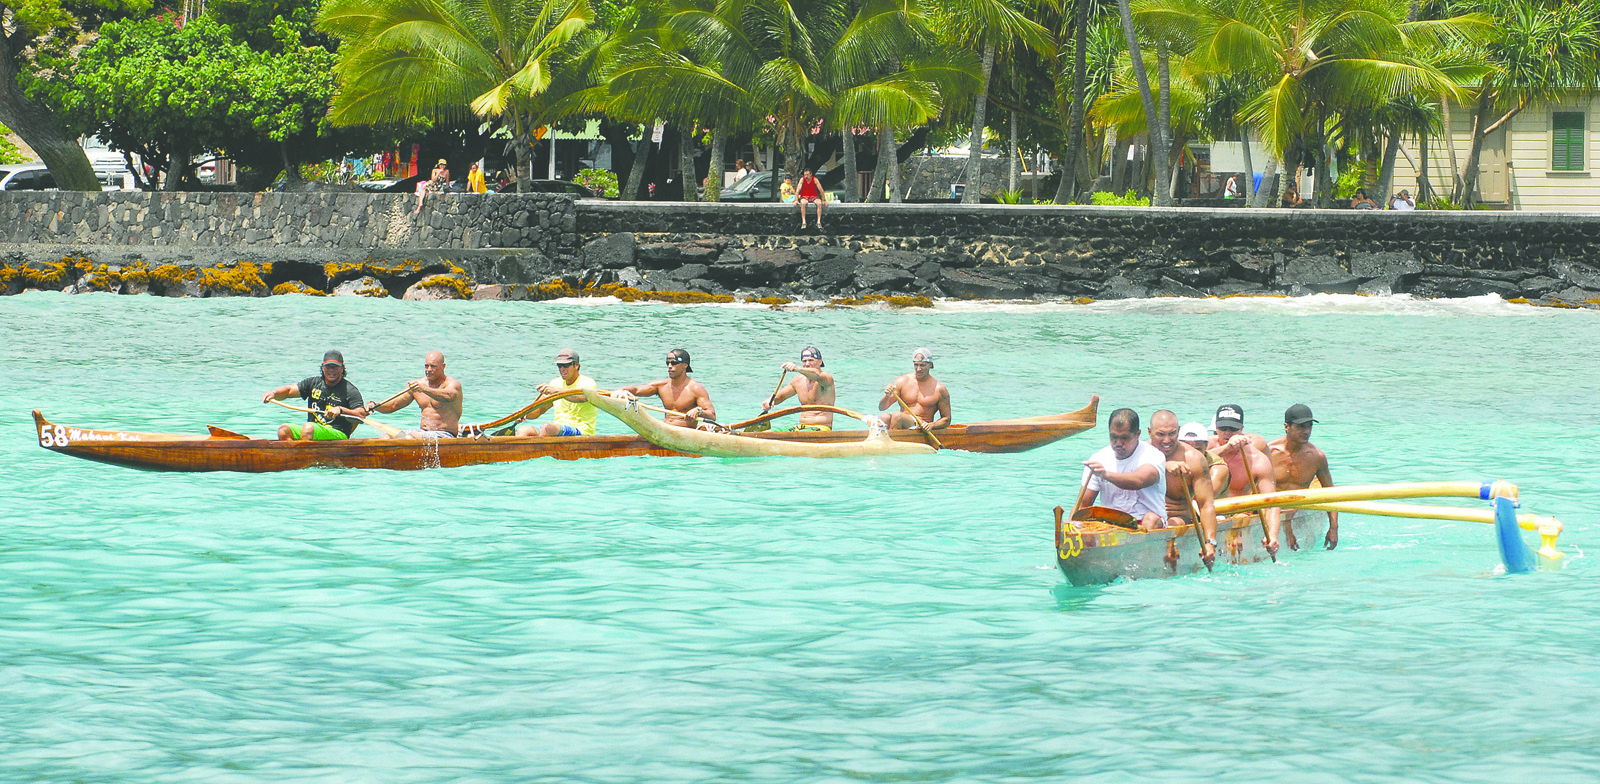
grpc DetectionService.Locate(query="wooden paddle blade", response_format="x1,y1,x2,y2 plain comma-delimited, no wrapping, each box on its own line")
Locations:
1072,505,1140,529
207,425,252,440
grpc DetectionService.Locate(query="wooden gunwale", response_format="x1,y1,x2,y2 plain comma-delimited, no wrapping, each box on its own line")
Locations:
1055,508,1332,586
32,395,1097,472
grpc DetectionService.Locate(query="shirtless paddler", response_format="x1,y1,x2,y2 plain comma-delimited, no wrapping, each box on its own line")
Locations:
878,347,950,430
616,348,716,428
366,351,463,438
1269,403,1338,549
1208,403,1281,555
1150,411,1219,562
763,346,835,430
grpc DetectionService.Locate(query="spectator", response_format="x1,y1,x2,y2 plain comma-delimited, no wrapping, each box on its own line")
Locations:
1281,181,1304,208
467,163,487,193
780,173,797,202
1389,189,1416,211
1224,175,1240,199
1350,189,1378,210
494,170,510,191
797,168,824,230
733,159,749,183
414,158,449,214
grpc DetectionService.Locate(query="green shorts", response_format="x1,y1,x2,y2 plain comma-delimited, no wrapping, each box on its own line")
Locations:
288,422,349,440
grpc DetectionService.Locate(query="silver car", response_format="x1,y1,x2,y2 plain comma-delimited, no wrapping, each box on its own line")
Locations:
0,164,58,191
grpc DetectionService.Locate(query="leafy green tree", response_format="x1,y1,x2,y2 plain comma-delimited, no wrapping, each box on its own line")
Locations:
0,121,26,163
319,0,596,191
2,0,151,190
943,0,1052,202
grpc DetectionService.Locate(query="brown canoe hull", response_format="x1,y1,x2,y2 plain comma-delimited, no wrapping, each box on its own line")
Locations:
33,396,1097,472
1055,508,1331,586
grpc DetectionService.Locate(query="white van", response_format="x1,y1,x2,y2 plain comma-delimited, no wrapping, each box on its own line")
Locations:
0,164,59,191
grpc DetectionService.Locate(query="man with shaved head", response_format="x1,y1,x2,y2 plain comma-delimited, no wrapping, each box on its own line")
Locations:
367,350,464,438
1149,410,1219,563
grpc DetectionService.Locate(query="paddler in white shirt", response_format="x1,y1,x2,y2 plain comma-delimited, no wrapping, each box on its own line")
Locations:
1073,408,1167,531
515,348,598,436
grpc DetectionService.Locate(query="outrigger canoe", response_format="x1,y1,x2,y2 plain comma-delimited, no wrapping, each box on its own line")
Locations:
31,395,1096,472
1054,481,1564,586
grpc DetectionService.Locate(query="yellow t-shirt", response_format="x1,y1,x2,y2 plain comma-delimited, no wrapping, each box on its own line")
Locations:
550,374,597,435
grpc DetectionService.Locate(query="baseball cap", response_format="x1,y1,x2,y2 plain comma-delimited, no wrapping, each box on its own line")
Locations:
555,348,580,364
800,346,823,366
1179,422,1209,442
1214,404,1244,430
911,347,935,365
667,348,693,373
1285,403,1319,425
322,350,344,367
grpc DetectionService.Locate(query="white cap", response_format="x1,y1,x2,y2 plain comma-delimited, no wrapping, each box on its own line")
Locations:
912,347,935,364
1179,422,1209,442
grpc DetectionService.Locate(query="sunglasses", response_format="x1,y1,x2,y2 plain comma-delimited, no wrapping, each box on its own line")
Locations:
666,359,685,366
556,362,576,368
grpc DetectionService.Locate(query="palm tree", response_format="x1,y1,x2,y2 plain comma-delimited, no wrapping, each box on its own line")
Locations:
318,0,595,191
1140,0,1491,205
943,0,1053,203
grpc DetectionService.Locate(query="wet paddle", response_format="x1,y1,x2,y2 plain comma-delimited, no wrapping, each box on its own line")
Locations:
1071,505,1141,530
891,391,943,450
744,370,790,433
1180,472,1214,571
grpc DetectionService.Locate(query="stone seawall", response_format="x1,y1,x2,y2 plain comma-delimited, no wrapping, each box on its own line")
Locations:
4,192,1600,305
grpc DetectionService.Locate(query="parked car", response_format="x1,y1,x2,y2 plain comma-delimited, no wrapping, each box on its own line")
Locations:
717,170,844,202
0,164,58,191
517,179,611,198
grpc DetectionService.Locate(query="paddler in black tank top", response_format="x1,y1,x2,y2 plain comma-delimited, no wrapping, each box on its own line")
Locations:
262,350,366,441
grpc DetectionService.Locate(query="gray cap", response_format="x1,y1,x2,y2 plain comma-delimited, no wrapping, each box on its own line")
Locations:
321,350,344,367
555,348,580,364
912,347,935,364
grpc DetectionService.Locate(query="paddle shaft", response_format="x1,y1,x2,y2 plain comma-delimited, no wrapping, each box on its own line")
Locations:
270,398,401,437
1214,482,1497,517
892,391,943,450
1179,471,1212,568
766,370,788,407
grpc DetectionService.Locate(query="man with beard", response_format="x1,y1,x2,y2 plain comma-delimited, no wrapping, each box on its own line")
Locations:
262,350,366,441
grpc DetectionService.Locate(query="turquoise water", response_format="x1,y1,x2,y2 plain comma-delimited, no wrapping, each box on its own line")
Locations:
3,292,1598,782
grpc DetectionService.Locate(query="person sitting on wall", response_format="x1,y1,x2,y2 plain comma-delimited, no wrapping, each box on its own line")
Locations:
797,169,825,230
1281,181,1304,208
1389,190,1416,211
1350,189,1379,210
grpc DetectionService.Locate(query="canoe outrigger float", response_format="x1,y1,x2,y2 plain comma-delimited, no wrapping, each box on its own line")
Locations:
31,395,1096,472
1054,481,1564,586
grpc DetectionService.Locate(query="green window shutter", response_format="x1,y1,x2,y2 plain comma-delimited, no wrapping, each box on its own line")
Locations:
1553,112,1586,171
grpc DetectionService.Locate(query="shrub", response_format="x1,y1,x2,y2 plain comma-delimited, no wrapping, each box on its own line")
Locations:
573,168,618,198
0,124,25,165
994,189,1024,204
1090,190,1149,207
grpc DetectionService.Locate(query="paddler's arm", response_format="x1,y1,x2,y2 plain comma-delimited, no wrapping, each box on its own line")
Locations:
1084,460,1159,491
784,362,828,383
765,376,797,411
1316,457,1338,549
1192,460,1219,546
262,384,299,404
929,385,951,429
616,380,662,399
1253,456,1281,550
686,384,716,422
877,377,908,411
407,378,462,404
367,389,415,415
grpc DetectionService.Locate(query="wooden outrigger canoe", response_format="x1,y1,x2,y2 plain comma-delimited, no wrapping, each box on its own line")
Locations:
31,395,1096,472
587,389,936,458
1054,507,1331,586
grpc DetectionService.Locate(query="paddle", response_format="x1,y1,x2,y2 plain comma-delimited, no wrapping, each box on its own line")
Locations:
207,425,251,440
724,404,878,432
1072,505,1141,530
891,390,943,450
744,370,791,433
465,390,562,434
270,398,403,438
1179,470,1214,571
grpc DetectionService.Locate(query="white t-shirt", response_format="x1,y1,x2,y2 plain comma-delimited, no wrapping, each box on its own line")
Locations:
1390,197,1415,211
1080,442,1168,519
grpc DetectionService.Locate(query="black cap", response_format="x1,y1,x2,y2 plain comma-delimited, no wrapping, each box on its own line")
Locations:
800,346,823,366
1285,403,1319,425
322,350,344,367
1214,404,1244,429
667,348,693,373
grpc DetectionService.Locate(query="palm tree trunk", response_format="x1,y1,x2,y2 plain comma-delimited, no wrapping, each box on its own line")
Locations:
1252,156,1279,207
1441,95,1462,197
867,130,888,203
1008,70,1019,194
680,124,697,202
624,135,651,200
841,129,859,203
1055,0,1091,204
1417,131,1432,202
1117,0,1166,206
1152,39,1173,206
1376,131,1401,203
706,131,725,201
276,143,297,190
963,38,996,204
1457,90,1493,207
1239,127,1255,203
886,120,902,203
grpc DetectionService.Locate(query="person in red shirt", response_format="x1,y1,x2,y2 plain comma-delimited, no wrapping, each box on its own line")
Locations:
797,169,824,230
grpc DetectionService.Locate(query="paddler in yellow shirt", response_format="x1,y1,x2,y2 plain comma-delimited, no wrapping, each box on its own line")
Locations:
515,348,598,436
